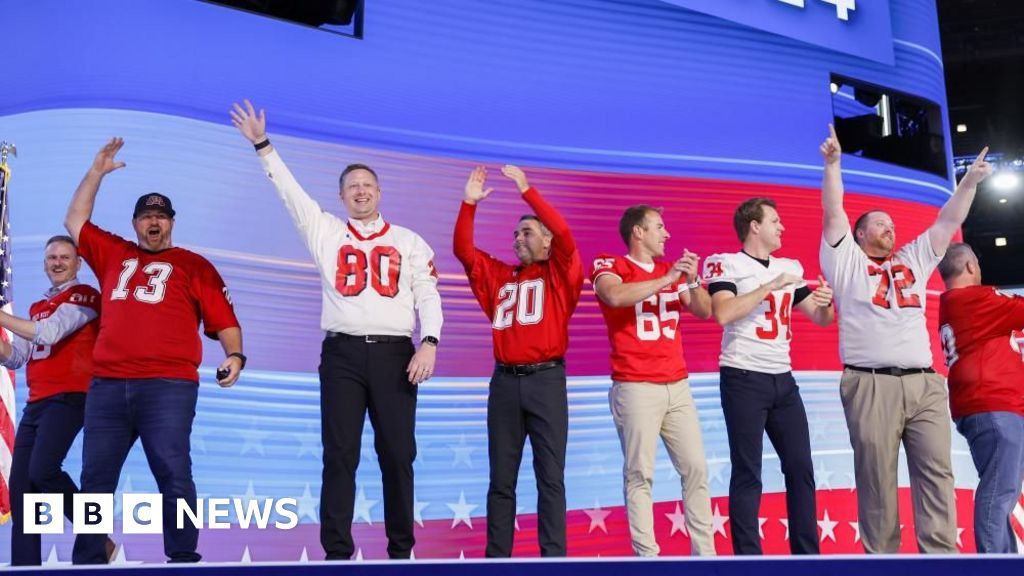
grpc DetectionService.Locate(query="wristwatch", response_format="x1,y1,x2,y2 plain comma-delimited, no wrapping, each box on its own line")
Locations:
421,336,439,347
228,352,247,370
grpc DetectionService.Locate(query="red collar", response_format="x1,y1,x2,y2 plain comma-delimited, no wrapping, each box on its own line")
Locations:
347,221,391,241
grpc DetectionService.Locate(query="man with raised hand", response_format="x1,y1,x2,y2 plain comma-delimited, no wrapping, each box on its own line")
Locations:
64,138,243,564
703,197,834,555
818,124,991,553
455,165,583,557
591,205,716,556
937,243,1024,553
232,100,442,560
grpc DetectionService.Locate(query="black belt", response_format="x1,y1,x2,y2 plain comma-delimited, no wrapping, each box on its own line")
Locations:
495,359,565,376
844,365,935,377
327,332,411,344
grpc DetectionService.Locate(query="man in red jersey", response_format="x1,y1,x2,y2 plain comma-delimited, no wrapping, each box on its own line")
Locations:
455,165,583,557
63,138,243,564
591,205,715,556
0,236,101,565
937,243,1024,553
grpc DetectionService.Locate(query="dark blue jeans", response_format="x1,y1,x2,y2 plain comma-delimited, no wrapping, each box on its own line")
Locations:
9,393,85,566
72,378,200,564
956,411,1024,553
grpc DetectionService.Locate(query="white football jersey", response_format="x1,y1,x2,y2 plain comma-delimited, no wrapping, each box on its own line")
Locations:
703,252,806,374
819,231,939,368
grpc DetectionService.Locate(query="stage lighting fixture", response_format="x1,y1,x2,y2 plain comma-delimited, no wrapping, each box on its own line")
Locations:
995,237,1008,247
956,124,967,133
999,198,1008,204
990,171,1021,191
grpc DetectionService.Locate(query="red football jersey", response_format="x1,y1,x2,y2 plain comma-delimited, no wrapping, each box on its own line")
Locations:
79,221,240,382
939,284,1024,418
26,284,101,402
592,255,689,383
453,188,584,365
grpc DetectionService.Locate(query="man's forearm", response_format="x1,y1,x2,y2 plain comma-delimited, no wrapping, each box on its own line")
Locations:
217,327,243,355
0,310,37,341
596,275,675,308
65,168,103,242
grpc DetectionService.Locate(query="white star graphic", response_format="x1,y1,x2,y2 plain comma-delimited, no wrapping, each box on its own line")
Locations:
446,490,478,529
44,545,70,565
583,500,612,534
296,426,321,459
353,486,378,525
850,521,860,543
299,547,309,562
585,446,611,476
814,460,835,490
956,527,965,548
296,483,318,523
758,517,768,539
809,413,829,442
108,544,143,565
707,457,728,487
817,509,838,543
514,505,524,531
449,434,475,468
665,502,688,537
780,518,790,540
240,421,271,456
232,480,265,509
240,546,252,563
844,472,857,492
355,548,364,561
710,504,729,538
413,495,430,528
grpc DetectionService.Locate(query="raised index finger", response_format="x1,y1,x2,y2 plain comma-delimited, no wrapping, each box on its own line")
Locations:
828,123,838,140
974,146,989,164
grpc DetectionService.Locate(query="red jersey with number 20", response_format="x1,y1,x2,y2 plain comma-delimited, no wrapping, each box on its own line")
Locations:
78,221,239,382
454,188,584,365
26,284,101,401
939,285,1024,418
592,255,690,383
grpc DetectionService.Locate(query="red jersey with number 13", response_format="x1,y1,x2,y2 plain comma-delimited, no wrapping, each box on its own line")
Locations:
592,255,689,383
78,221,239,382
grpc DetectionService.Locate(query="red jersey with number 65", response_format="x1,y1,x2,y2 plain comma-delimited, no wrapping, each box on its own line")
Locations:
454,188,584,365
592,255,690,383
78,221,239,382
26,284,101,401
820,231,939,368
939,285,1024,418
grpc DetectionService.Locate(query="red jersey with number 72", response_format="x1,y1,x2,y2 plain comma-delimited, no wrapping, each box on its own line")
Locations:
819,231,939,368
592,255,690,383
78,221,240,382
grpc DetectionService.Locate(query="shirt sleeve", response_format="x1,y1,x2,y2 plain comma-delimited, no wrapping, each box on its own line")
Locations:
259,149,340,266
1,335,32,370
590,255,620,284
32,302,99,346
819,232,858,294
193,257,240,338
522,187,576,264
987,288,1024,334
78,220,125,279
409,232,443,341
899,229,943,280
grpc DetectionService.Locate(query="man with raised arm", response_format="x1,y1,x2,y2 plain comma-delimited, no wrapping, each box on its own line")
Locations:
818,124,991,553
1,236,102,566
232,100,442,560
64,138,243,564
591,205,716,556
703,197,834,555
455,165,583,557
937,243,1024,553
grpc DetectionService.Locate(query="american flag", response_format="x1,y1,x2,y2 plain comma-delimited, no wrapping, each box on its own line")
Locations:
0,152,14,524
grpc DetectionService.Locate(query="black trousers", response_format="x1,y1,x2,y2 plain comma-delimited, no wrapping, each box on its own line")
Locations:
10,393,85,566
485,365,568,557
720,366,818,555
319,335,417,560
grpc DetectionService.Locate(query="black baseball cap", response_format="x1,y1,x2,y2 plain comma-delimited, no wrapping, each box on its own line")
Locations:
133,193,176,218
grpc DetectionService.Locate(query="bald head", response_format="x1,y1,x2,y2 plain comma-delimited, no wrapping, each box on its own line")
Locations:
938,242,981,288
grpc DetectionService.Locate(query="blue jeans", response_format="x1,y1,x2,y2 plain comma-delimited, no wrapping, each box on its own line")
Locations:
72,378,200,564
955,411,1024,553
9,393,85,565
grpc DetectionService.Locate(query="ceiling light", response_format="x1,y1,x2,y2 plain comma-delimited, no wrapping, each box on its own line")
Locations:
999,198,1008,204
995,237,1007,247
956,124,967,133
991,172,1021,191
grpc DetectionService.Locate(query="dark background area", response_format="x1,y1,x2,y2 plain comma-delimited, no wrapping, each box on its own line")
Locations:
938,0,1024,286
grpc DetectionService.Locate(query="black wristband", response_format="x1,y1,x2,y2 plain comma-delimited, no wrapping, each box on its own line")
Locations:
228,352,247,370
421,336,439,347
253,139,271,151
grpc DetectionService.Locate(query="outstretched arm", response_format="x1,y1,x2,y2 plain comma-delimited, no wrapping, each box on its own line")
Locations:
230,99,272,156
794,275,834,327
65,138,127,243
710,272,802,326
453,166,493,266
503,165,576,256
928,147,991,256
820,124,850,246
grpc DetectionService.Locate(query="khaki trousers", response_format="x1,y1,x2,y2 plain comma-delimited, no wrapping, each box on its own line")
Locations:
839,369,957,553
609,379,716,556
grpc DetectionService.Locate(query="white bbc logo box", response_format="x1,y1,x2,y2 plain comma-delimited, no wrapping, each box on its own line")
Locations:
23,493,162,534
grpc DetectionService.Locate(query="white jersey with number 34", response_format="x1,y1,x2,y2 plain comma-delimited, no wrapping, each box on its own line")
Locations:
704,252,806,374
820,231,940,369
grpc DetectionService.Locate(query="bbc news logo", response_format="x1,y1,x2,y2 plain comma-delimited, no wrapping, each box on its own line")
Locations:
24,494,299,534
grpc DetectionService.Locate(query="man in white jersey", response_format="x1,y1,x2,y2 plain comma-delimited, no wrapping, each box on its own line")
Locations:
704,197,834,555
232,101,442,560
818,124,991,553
